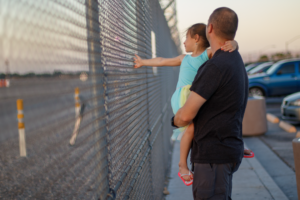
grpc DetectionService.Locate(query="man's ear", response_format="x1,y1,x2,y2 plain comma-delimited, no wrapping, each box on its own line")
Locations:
207,24,213,34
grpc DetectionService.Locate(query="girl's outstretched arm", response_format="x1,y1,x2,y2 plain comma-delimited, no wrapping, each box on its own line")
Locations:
133,54,185,69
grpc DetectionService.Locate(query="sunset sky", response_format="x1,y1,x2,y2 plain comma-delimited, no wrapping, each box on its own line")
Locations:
176,0,300,62
2,0,300,74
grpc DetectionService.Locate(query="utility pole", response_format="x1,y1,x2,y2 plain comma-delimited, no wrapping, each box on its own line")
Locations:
286,35,300,55
5,59,10,79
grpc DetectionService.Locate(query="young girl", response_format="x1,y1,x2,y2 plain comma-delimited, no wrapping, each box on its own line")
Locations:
133,23,238,184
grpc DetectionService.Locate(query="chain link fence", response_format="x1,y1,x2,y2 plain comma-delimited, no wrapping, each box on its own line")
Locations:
0,0,180,199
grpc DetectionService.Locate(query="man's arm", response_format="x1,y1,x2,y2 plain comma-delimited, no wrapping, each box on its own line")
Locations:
174,91,207,127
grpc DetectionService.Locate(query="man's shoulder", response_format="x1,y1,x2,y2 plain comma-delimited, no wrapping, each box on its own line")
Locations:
200,59,219,70
210,50,243,69
202,58,223,74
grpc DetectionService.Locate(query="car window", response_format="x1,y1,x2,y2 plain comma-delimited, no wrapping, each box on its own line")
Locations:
262,66,272,72
248,64,272,74
267,63,281,74
277,63,295,75
245,63,262,72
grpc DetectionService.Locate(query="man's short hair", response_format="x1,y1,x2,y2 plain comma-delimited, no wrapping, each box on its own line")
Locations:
208,7,238,40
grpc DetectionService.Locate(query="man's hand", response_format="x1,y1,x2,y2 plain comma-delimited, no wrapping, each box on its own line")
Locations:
174,91,206,127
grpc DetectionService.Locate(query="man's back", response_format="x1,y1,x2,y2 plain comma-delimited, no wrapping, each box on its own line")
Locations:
190,49,248,164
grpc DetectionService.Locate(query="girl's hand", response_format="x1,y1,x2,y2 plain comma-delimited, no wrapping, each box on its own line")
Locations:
221,40,238,52
133,54,143,68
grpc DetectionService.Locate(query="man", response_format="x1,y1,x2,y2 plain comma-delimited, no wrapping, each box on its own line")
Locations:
172,7,248,199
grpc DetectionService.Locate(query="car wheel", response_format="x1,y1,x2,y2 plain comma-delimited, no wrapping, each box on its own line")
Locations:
249,87,264,97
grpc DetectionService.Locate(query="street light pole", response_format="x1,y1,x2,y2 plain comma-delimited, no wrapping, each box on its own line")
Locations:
259,45,276,61
286,35,300,54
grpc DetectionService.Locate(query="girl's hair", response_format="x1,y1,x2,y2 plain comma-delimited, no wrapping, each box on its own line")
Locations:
187,23,210,48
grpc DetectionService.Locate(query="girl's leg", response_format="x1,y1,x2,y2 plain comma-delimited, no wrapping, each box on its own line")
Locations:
178,123,194,181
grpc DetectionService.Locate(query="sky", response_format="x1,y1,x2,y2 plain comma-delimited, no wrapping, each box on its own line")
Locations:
2,0,300,74
176,0,300,62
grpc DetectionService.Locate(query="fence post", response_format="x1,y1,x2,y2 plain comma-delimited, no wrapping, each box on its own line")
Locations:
17,99,27,157
74,87,80,117
85,0,110,199
151,31,158,75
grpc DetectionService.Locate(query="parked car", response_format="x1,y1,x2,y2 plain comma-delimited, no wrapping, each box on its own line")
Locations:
245,62,263,72
281,92,300,121
248,58,300,97
247,62,274,75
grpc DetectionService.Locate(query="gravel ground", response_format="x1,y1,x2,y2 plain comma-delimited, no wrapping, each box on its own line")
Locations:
0,78,102,199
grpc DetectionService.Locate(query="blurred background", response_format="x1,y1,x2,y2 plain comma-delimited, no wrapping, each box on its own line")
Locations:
176,0,300,63
1,0,300,199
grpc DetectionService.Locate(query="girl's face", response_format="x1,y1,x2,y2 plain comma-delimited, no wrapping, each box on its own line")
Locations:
184,32,196,53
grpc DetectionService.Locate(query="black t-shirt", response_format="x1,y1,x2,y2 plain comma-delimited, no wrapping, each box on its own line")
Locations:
190,49,248,164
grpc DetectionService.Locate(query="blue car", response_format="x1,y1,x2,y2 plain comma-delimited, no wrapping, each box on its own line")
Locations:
248,58,300,97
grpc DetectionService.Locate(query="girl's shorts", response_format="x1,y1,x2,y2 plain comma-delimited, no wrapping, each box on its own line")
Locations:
170,85,191,141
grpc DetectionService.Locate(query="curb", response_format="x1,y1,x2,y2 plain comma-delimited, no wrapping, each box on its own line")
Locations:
266,113,297,134
266,113,279,124
279,121,297,133
244,144,289,200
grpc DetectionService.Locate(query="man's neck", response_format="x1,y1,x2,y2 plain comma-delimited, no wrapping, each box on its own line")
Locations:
209,38,227,57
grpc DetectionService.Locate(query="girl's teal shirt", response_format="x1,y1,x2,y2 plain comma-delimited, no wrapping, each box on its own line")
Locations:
171,50,209,114
176,50,209,88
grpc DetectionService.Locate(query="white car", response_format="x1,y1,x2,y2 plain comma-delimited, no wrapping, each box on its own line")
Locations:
248,62,274,75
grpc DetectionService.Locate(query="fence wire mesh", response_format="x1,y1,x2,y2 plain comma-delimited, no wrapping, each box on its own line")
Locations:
0,0,180,199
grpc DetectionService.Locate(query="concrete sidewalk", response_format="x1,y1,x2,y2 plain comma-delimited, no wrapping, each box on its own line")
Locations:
166,141,288,200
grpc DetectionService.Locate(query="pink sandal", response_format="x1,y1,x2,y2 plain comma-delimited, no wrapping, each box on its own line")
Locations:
244,150,255,158
178,171,193,186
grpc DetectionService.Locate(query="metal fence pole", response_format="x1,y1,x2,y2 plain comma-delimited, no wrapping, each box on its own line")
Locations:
86,0,110,199
136,0,155,198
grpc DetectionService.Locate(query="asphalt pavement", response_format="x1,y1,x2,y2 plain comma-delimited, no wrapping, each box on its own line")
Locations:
264,97,297,171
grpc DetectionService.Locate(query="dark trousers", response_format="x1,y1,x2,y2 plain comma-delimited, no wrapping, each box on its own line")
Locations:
192,162,240,200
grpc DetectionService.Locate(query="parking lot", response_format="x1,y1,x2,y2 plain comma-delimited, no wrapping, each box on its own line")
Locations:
259,97,297,171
